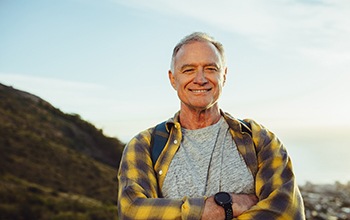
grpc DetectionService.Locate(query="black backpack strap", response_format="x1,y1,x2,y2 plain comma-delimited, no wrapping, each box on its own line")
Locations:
150,121,170,165
238,119,252,136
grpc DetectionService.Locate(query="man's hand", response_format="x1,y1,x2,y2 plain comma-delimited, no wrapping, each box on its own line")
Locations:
231,194,258,216
201,196,224,220
201,194,258,220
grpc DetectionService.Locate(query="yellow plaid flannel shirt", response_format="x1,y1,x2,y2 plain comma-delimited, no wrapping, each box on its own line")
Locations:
118,111,305,219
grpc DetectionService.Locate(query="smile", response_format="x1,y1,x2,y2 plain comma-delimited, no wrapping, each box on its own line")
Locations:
189,89,211,93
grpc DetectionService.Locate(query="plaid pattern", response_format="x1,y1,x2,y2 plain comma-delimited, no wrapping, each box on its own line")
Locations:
118,111,305,219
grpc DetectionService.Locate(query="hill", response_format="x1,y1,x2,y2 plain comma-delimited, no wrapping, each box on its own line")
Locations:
0,83,124,220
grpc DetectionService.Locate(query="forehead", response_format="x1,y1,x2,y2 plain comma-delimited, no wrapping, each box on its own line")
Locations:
174,41,222,67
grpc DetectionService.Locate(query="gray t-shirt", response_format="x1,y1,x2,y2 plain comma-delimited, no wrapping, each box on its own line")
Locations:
162,117,254,199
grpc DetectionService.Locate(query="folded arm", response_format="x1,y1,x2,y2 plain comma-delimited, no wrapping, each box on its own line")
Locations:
201,193,258,220
235,120,305,219
118,130,205,220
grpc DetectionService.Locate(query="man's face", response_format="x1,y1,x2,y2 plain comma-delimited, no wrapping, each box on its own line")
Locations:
169,41,227,112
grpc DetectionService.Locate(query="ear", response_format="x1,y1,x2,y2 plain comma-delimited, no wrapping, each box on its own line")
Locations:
168,70,177,90
223,67,228,86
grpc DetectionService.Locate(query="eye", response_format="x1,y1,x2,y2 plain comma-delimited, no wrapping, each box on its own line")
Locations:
182,68,195,74
205,66,218,73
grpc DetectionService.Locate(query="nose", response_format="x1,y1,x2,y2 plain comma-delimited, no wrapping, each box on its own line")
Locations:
193,69,208,85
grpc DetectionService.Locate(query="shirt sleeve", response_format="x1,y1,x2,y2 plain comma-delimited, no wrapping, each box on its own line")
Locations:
117,129,205,220
236,120,305,220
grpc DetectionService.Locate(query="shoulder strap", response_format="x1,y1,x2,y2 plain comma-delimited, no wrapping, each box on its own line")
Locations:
150,121,170,165
238,119,252,136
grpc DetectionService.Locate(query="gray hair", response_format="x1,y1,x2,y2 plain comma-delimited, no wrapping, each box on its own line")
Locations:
170,32,226,72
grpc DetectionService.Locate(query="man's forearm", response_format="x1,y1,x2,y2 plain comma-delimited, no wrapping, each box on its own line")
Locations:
201,193,258,220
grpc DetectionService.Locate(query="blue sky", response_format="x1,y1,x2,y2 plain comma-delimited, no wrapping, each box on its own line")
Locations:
1,0,350,183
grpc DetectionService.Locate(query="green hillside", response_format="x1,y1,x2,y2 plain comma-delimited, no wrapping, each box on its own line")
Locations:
0,83,124,220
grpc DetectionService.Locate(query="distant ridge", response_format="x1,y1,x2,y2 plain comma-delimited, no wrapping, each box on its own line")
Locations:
0,83,124,219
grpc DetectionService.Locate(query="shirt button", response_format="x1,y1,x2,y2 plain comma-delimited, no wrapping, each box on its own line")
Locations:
159,170,163,175
174,140,178,144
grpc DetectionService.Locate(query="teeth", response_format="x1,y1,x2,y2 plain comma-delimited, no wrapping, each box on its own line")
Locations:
192,89,208,93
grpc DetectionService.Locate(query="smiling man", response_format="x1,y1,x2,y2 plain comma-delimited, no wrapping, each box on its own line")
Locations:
118,32,305,220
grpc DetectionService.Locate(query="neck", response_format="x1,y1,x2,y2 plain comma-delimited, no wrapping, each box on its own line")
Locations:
179,104,221,130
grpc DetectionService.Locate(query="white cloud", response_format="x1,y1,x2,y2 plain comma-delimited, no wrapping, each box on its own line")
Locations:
114,0,350,66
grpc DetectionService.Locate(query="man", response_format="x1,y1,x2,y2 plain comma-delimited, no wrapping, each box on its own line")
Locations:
118,32,305,219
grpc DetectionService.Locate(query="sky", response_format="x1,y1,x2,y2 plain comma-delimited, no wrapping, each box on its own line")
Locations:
1,0,350,184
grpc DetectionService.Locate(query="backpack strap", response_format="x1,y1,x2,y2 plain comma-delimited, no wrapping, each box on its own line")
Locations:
238,119,252,137
150,121,170,165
